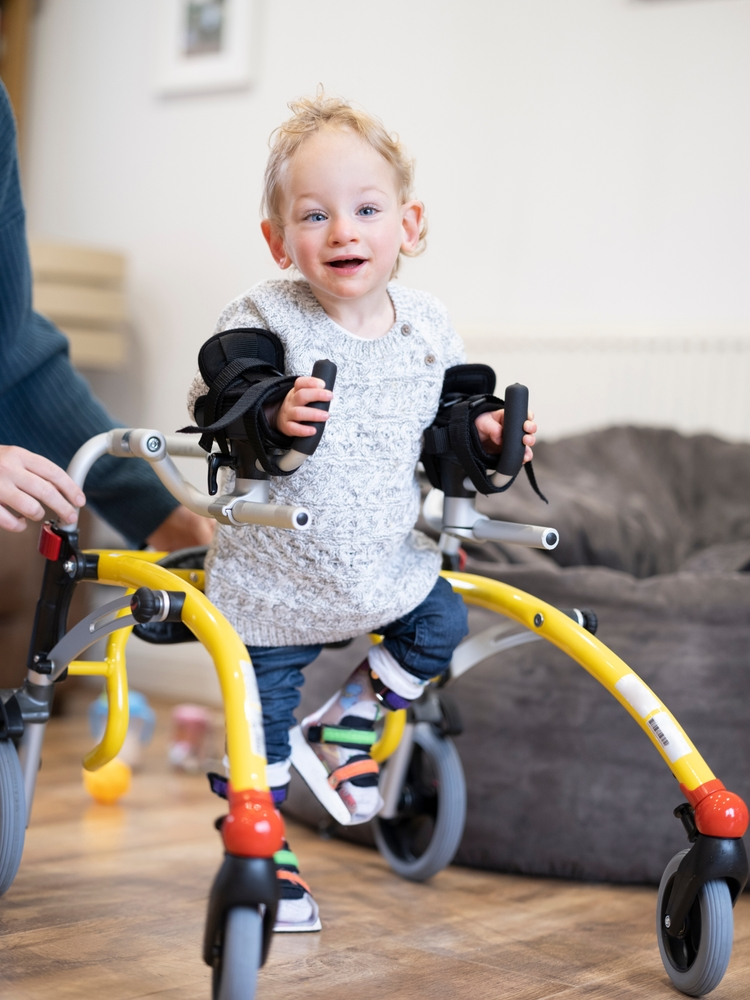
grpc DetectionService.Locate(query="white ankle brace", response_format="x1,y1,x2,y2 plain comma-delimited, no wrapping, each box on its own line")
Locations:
368,644,428,701
266,758,292,789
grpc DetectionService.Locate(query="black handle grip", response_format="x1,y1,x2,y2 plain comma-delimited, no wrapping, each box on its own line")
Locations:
496,383,528,477
292,359,337,457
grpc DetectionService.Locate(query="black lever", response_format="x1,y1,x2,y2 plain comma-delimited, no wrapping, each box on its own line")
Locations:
207,452,237,496
292,359,338,457
496,383,528,478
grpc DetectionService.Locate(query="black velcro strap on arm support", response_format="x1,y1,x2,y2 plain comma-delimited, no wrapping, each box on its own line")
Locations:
447,395,512,494
177,327,298,476
421,363,547,501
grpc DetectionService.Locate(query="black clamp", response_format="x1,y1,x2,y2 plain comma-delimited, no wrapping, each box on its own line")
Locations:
0,695,24,739
30,653,53,675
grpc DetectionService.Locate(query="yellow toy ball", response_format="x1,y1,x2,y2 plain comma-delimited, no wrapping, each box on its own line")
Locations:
82,757,132,804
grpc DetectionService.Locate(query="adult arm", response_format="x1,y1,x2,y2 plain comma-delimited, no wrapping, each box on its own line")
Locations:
0,83,210,548
0,327,209,546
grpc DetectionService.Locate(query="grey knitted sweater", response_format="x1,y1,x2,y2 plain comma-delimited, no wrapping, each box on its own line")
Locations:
188,278,466,647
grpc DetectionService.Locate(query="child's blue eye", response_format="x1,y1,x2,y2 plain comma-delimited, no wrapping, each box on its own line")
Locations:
306,212,327,222
358,205,378,216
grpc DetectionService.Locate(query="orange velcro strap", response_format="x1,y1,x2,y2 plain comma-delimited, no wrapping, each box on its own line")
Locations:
276,869,312,895
328,758,379,789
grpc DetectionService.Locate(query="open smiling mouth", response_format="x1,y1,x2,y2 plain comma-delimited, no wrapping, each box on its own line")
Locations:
327,258,366,269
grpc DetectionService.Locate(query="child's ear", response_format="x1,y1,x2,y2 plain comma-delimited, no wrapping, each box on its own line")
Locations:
261,219,292,269
400,201,424,254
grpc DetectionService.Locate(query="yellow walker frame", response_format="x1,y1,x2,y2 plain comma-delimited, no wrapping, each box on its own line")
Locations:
70,556,733,835
2,417,745,1000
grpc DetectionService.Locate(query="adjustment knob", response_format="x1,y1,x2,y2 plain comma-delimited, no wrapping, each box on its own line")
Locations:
130,587,164,623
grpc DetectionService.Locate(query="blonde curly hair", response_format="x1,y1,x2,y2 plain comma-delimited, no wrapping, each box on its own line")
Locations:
262,92,427,272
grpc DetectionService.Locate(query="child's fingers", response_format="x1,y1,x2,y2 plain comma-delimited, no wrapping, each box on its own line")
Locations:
523,445,534,463
286,421,324,437
283,407,330,437
289,408,329,425
291,386,333,407
475,410,503,447
294,376,326,388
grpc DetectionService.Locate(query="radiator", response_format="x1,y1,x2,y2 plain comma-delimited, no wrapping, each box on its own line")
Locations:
461,330,750,442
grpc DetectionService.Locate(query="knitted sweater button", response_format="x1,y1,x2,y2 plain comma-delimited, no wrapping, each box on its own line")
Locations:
401,323,411,336
424,354,436,365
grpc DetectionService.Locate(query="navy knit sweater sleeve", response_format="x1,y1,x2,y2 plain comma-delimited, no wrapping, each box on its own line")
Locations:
0,83,178,545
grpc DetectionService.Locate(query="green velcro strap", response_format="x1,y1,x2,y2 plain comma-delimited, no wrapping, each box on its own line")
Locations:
273,849,299,868
321,726,376,746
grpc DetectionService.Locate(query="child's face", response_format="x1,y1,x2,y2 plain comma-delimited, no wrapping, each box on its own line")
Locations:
262,130,422,308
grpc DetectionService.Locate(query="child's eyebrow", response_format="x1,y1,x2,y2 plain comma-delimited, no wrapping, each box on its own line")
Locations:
293,185,391,203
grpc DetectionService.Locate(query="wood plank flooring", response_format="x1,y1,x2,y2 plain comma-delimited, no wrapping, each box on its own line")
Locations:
0,697,747,1000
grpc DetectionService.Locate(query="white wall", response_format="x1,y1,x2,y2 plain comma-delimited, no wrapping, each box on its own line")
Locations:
23,0,750,441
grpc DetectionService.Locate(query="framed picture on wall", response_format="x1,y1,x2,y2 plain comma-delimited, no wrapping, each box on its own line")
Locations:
154,0,257,96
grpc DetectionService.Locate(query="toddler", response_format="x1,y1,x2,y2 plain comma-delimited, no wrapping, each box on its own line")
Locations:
188,94,537,931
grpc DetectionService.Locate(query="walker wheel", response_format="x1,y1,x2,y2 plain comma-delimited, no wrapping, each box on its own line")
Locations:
374,722,466,882
211,906,263,1000
0,738,25,896
657,849,734,996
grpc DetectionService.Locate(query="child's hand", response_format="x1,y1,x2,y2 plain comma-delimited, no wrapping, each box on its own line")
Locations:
273,376,333,437
474,409,537,463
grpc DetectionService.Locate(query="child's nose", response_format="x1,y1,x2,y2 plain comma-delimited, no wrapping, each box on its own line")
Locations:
328,216,357,245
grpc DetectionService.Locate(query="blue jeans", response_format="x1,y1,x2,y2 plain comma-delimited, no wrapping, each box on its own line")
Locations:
247,576,468,766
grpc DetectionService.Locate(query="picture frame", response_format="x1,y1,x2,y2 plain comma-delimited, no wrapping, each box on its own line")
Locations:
154,0,256,97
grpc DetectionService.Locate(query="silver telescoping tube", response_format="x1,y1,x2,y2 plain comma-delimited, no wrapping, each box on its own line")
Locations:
60,431,114,532
65,428,312,532
17,722,46,827
471,518,559,550
148,451,215,516
162,434,213,458
67,431,113,489
228,501,310,530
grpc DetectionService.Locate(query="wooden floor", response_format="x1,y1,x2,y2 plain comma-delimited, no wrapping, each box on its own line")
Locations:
0,698,748,1000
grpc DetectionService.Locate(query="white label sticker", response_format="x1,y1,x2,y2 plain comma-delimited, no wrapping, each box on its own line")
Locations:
239,658,266,761
615,674,661,719
646,712,692,763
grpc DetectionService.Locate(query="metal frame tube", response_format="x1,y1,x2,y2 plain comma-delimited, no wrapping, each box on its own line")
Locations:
17,722,46,827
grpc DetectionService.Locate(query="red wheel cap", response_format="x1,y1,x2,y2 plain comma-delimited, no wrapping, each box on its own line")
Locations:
695,790,749,838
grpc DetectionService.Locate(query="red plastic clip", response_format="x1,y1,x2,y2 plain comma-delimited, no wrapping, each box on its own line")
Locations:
38,523,62,561
221,785,285,858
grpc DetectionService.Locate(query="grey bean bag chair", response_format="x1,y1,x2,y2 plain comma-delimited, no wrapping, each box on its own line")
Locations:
284,427,750,884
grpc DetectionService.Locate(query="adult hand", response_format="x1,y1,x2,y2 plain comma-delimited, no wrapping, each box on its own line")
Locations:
0,445,85,531
474,410,538,463
146,504,215,552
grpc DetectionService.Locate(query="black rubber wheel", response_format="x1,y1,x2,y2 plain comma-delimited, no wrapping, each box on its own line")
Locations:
212,907,263,1000
374,722,466,881
0,738,25,896
657,849,734,996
